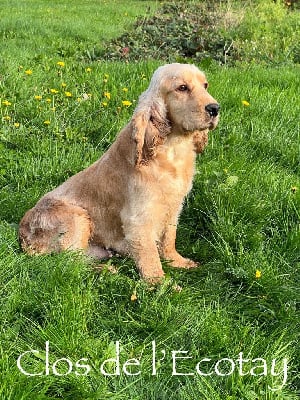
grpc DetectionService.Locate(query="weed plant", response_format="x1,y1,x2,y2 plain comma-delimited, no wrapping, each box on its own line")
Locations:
98,0,300,66
0,0,299,399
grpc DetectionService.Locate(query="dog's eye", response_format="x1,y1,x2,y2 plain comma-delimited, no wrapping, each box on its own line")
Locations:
204,83,208,90
177,84,189,92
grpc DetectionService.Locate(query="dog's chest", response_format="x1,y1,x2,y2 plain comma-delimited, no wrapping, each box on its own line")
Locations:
156,137,196,195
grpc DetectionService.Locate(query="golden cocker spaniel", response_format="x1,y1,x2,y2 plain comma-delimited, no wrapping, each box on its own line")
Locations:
19,63,220,282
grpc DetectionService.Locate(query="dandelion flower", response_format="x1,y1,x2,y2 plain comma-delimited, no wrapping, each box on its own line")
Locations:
104,91,111,100
85,67,92,73
101,102,108,107
242,100,250,107
50,89,59,94
46,98,51,103
61,82,67,88
122,100,132,107
130,293,137,301
255,270,262,279
44,120,51,125
2,100,12,106
25,69,33,75
3,115,11,121
57,61,65,67
14,122,20,128
65,91,72,97
34,95,42,101
122,87,128,92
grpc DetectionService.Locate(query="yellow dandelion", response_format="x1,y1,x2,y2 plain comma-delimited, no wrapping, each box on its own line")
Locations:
101,102,108,107
65,91,72,97
77,97,82,102
85,67,92,73
57,61,65,67
255,270,262,279
122,87,128,92
242,100,250,107
104,91,111,100
44,120,51,125
3,115,11,121
2,100,12,106
122,100,132,107
50,89,59,94
61,82,67,88
46,98,51,103
25,69,33,75
34,95,42,101
130,292,137,301
14,122,20,128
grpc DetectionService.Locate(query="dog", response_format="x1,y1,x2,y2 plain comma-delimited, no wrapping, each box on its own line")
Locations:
19,63,220,282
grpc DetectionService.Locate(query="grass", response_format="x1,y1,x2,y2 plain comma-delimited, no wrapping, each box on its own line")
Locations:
0,0,159,64
0,0,300,399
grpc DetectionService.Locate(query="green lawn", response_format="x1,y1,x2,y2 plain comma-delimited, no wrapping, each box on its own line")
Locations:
0,1,299,399
1,0,159,64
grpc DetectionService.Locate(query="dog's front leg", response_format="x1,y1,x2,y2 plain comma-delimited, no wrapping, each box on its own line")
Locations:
160,224,198,269
127,234,164,283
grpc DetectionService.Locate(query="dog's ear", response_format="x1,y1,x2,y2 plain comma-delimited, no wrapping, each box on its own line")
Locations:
192,130,209,154
132,99,171,167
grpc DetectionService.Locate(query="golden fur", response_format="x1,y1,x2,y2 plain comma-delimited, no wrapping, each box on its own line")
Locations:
19,63,219,282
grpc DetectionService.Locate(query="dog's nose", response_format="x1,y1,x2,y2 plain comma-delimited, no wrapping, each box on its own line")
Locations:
205,103,220,117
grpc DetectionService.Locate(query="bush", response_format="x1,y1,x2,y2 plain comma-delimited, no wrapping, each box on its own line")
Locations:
92,1,231,64
92,0,300,66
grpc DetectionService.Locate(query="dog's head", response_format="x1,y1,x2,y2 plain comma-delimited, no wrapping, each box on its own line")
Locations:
132,63,219,166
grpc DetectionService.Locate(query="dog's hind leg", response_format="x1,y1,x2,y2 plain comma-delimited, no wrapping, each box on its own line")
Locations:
19,198,93,255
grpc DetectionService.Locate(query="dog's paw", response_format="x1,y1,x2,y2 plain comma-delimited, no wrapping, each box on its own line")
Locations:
179,258,199,269
168,254,199,270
